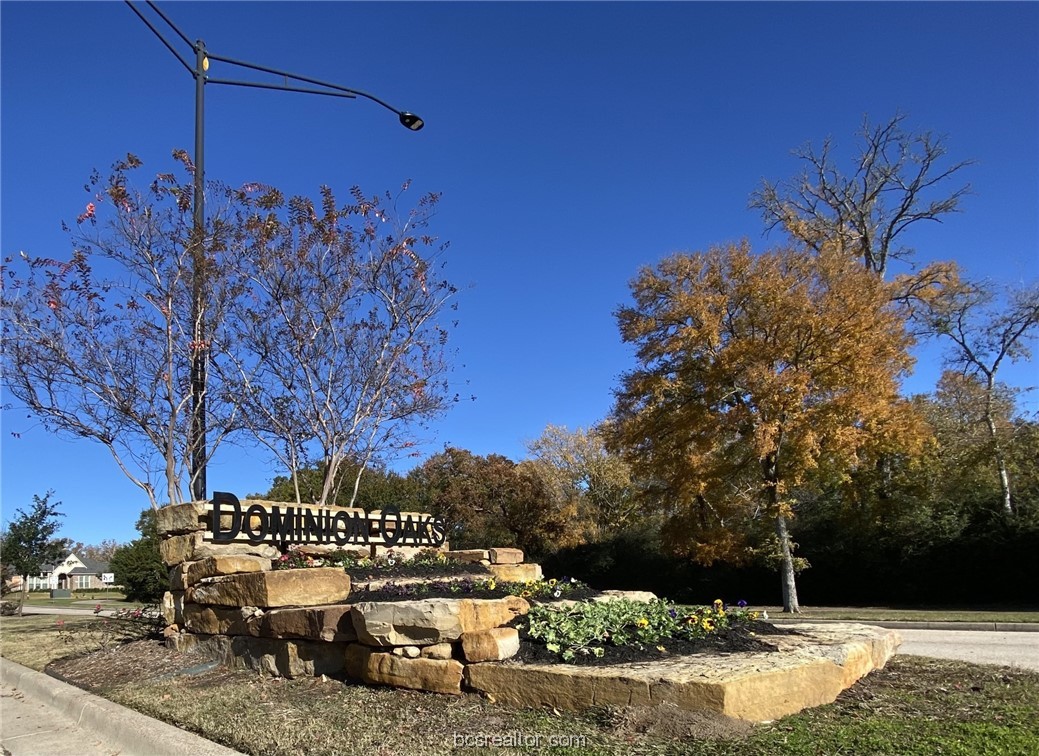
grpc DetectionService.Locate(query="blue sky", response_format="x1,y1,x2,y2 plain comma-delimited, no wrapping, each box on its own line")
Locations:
2,2,1037,546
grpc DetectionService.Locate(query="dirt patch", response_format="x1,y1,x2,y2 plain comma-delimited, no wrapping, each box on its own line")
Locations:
604,701,756,741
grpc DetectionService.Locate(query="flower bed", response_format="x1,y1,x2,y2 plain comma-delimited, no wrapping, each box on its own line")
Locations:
518,598,769,662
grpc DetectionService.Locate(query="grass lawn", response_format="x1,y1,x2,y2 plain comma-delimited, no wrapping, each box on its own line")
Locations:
13,591,128,603
2,612,1037,755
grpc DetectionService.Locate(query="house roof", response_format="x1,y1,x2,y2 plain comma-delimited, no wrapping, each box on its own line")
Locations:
40,553,111,574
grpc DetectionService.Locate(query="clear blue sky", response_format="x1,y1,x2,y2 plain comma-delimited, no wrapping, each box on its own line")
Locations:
2,2,1037,546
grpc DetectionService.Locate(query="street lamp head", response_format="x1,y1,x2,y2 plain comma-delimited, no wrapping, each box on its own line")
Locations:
399,112,424,131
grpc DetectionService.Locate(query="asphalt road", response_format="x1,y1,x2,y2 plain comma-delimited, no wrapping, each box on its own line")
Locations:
897,628,1039,671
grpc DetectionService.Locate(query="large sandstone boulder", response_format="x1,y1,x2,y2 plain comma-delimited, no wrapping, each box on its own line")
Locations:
488,548,523,565
187,568,350,608
487,563,542,583
227,636,348,679
160,591,186,626
350,596,529,647
185,555,271,586
155,502,207,535
160,532,279,567
346,645,463,694
260,605,357,642
183,604,260,636
463,623,901,722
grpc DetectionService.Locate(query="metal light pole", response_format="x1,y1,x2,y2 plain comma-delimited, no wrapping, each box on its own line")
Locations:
127,1,424,502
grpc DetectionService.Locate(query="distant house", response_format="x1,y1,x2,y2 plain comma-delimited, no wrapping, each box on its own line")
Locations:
21,553,115,592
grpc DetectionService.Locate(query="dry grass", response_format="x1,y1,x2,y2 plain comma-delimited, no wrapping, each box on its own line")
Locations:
0,614,101,670
4,613,1038,756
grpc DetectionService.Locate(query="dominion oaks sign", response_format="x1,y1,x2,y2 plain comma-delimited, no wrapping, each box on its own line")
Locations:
209,492,447,548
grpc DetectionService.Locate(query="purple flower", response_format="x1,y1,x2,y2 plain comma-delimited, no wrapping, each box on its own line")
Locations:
669,608,678,618
737,599,748,608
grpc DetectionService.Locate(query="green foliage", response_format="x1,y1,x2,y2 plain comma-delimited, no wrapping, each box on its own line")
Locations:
523,598,757,662
525,424,641,545
410,447,567,558
262,463,427,511
1,491,70,611
109,510,167,602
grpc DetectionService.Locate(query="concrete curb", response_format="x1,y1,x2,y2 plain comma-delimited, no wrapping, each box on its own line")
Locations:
767,618,1039,632
0,656,244,756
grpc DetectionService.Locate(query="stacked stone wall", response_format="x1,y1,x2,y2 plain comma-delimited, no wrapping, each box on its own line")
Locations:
158,501,537,693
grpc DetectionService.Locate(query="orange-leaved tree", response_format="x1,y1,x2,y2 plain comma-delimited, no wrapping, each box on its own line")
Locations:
605,241,927,612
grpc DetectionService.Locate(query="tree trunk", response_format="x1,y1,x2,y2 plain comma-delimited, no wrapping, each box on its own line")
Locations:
984,375,1014,515
775,513,800,613
19,578,28,617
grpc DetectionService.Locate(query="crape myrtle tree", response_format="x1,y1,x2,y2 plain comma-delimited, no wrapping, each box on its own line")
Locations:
2,153,252,509
0,491,70,615
3,153,457,510
221,182,456,507
605,241,926,612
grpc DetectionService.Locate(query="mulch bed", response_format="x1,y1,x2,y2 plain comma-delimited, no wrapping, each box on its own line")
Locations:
344,561,492,582
347,583,601,603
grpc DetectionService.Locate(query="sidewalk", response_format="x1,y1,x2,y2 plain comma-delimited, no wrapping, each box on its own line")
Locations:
0,657,244,756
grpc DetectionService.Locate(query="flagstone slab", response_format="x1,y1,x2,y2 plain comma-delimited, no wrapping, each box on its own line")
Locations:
463,623,900,723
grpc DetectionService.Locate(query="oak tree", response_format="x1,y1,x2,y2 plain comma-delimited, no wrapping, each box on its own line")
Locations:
606,241,925,612
411,448,566,557
751,112,972,279
920,281,1039,513
525,424,640,542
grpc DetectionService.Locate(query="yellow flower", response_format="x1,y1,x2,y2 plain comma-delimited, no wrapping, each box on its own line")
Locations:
636,617,649,628
701,618,715,631
487,579,496,590
548,578,558,587
713,599,724,608
750,611,759,620
521,590,532,598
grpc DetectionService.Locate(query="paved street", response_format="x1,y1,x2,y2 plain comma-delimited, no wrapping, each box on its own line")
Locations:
897,628,1039,671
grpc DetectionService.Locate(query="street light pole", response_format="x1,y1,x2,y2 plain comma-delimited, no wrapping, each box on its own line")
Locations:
191,38,208,503
126,1,424,503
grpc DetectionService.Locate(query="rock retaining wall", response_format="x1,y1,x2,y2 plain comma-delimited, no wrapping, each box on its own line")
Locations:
158,500,899,721
159,501,537,694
